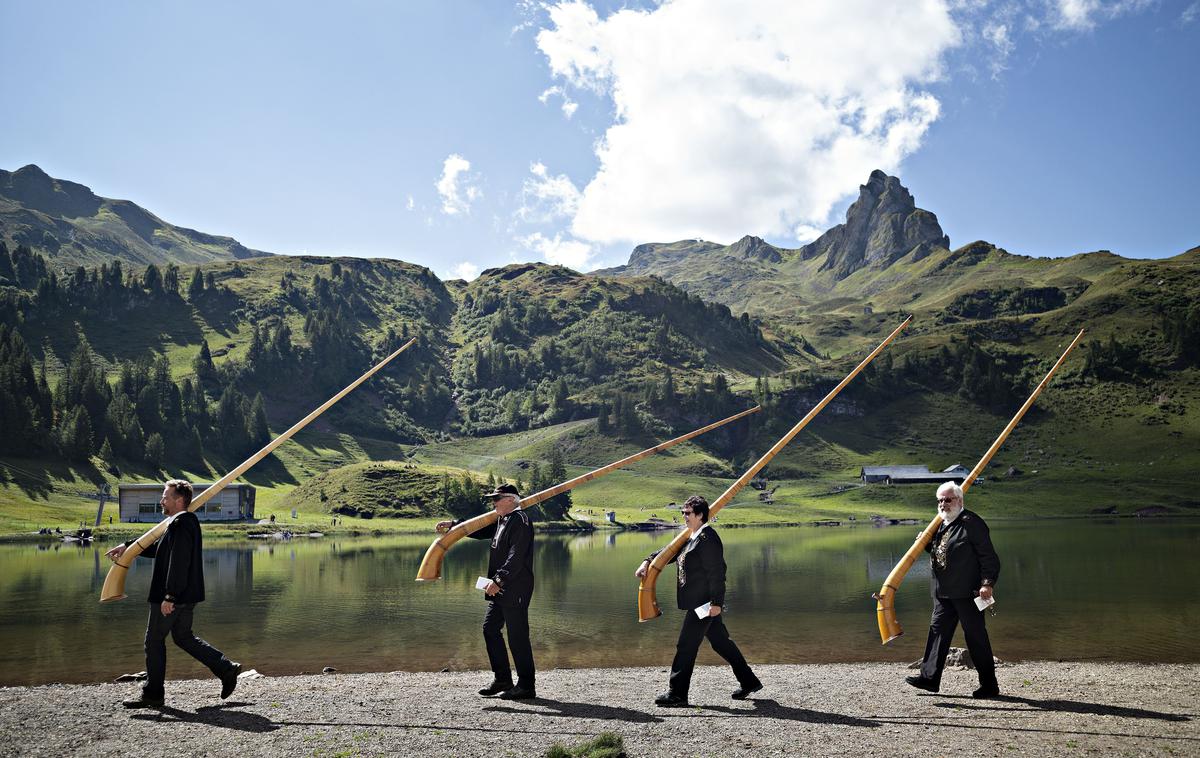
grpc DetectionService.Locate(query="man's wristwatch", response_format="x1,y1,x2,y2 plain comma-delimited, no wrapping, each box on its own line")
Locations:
164,595,176,602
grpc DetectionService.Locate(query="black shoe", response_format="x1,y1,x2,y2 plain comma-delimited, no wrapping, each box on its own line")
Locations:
478,680,514,696
497,685,537,700
972,685,1000,699
905,675,940,693
220,663,242,700
732,680,763,700
654,691,689,708
122,694,164,709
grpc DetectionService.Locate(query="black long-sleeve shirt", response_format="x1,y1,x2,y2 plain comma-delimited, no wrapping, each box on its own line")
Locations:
462,509,535,607
925,509,1000,599
649,525,727,610
128,511,206,604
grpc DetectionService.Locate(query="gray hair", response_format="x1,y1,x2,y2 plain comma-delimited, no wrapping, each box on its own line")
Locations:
936,481,964,502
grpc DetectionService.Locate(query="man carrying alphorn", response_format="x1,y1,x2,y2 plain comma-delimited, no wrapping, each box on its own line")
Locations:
105,480,241,708
436,483,536,700
635,495,761,707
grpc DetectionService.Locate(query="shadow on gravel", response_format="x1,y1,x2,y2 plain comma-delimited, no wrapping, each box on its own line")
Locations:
485,699,664,723
696,699,880,728
130,703,278,733
933,695,1194,722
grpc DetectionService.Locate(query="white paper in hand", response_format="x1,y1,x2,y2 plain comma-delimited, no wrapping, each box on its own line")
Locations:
476,577,492,590
694,602,712,619
974,595,995,612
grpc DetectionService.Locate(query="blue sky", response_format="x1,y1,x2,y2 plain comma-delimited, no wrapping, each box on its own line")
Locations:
1,1,1196,279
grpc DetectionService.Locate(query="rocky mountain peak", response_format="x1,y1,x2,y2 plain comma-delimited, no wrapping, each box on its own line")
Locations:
800,171,949,279
726,235,782,263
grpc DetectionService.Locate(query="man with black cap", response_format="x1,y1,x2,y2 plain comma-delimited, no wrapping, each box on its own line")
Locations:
436,482,536,700
105,479,241,708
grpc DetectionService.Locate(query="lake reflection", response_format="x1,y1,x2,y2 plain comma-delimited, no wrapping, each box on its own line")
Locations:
0,520,1196,686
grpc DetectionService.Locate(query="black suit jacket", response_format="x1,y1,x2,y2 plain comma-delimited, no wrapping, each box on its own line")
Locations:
463,509,535,607
650,525,727,611
925,509,1000,599
128,511,206,604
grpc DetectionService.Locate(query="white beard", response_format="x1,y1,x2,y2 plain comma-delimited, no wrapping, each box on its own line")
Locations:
939,506,963,525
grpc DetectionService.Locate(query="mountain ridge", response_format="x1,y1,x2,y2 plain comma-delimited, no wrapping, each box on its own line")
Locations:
0,164,273,267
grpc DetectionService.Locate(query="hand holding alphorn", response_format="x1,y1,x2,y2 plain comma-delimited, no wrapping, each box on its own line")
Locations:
872,328,1085,644
638,317,913,622
99,338,417,602
414,406,761,581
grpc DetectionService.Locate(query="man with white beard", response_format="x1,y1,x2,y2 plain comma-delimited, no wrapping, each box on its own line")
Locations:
905,481,1001,698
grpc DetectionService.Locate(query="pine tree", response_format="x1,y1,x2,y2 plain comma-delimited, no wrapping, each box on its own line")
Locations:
193,340,217,385
142,264,163,293
247,393,270,448
188,267,204,299
145,432,165,467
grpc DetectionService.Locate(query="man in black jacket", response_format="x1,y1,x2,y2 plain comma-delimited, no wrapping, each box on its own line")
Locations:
906,481,1001,698
636,495,760,707
105,480,240,708
436,483,536,700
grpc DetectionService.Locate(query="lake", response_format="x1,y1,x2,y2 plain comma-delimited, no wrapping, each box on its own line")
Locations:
1,519,1196,686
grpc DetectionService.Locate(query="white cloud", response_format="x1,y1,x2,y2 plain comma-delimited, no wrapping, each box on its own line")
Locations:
982,22,1015,78
1050,0,1153,30
520,231,594,271
793,224,824,244
449,261,481,281
535,0,960,246
538,85,580,118
1181,2,1199,24
436,153,481,215
406,194,415,211
517,161,583,223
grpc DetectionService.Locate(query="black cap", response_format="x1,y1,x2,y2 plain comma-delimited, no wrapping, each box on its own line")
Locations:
483,483,521,500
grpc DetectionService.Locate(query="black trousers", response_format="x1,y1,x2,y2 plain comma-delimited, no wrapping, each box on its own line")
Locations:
919,597,997,688
143,603,235,698
482,602,535,688
668,612,757,697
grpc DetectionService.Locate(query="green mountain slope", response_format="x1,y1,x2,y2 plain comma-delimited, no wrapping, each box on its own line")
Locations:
2,167,1198,533
0,165,273,267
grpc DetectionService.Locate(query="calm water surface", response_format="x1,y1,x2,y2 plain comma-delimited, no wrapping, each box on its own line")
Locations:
1,520,1196,685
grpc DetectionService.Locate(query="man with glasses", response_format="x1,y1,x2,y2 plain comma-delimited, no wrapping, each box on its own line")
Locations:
436,483,536,700
906,481,1001,698
635,495,761,707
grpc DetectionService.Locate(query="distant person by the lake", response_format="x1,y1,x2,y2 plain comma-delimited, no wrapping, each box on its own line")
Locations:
435,483,536,700
105,479,241,708
906,481,1001,699
636,495,761,707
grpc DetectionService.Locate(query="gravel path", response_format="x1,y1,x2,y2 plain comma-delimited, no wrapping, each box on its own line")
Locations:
2,663,1196,756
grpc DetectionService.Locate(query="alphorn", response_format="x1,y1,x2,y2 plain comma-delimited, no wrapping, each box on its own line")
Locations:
414,406,761,581
637,317,912,622
100,337,418,602
872,328,1085,644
